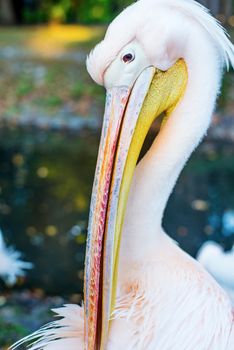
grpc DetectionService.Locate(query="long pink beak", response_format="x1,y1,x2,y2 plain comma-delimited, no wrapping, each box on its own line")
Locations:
84,86,130,349
84,68,155,350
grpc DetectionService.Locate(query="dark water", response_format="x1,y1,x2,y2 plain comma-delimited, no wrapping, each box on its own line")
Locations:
0,126,233,295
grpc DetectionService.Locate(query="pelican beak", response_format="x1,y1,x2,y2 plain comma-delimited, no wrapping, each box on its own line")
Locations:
84,59,188,350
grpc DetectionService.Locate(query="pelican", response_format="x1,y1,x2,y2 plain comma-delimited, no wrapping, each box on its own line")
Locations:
197,241,234,304
12,0,234,349
0,229,32,285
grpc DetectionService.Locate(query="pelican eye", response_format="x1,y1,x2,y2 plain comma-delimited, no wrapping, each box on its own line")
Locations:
122,52,135,63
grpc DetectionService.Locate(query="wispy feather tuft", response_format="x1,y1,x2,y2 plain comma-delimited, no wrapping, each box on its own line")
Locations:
10,304,84,350
163,0,234,69
0,229,32,285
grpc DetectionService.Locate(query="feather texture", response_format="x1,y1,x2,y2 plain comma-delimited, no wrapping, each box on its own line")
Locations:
0,229,32,285
11,304,84,350
109,235,233,350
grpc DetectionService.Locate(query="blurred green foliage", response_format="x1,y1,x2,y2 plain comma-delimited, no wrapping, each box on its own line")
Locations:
22,0,133,24
0,317,28,346
16,74,34,98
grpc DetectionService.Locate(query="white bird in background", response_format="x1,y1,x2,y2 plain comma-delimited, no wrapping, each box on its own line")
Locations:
0,229,32,286
197,241,234,304
12,0,234,349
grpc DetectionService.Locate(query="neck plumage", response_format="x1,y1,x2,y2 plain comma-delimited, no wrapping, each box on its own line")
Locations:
121,28,222,262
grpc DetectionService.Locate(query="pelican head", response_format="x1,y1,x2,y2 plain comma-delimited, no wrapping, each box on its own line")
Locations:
84,0,234,349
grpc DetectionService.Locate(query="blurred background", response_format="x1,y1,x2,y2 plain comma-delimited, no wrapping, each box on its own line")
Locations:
0,0,233,348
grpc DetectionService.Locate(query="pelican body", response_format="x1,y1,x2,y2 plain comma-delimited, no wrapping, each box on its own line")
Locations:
12,0,234,349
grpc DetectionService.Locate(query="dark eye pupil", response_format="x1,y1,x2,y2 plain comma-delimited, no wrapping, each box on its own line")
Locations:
123,53,134,63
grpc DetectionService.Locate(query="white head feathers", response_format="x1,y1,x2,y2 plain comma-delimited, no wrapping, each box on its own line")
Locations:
86,0,234,86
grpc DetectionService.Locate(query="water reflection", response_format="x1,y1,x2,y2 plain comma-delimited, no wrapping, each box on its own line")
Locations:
0,126,233,294
165,140,234,255
0,126,98,294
